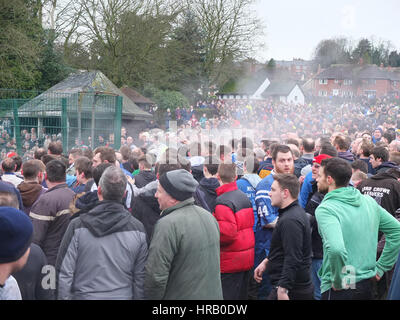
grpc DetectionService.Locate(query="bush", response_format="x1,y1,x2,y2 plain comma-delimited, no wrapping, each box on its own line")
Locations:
142,84,189,110
153,89,190,110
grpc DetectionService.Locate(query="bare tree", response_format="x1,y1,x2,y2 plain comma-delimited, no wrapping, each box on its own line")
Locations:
186,0,264,95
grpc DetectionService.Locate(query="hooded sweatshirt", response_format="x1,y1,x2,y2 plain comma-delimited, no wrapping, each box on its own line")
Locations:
193,177,220,213
316,187,400,294
56,201,148,300
134,170,157,189
375,161,398,174
236,174,262,232
17,182,46,215
338,151,354,162
131,184,161,240
357,169,400,216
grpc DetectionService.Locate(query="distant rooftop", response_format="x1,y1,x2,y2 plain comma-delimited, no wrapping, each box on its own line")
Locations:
315,64,400,81
120,86,155,105
262,81,300,97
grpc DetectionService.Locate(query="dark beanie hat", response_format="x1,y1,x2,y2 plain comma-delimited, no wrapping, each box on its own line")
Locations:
159,169,199,201
0,207,33,264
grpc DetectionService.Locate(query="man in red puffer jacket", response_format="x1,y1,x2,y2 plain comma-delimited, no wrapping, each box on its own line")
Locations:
213,163,255,300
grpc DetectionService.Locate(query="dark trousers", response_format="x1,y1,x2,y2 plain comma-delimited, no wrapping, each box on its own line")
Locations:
247,266,259,300
321,278,373,300
221,271,250,300
254,249,273,299
267,285,314,300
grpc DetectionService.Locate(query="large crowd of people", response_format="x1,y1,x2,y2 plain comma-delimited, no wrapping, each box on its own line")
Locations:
1,97,400,301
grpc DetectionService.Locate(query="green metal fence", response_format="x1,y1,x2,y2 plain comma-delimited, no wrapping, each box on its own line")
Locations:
0,89,122,157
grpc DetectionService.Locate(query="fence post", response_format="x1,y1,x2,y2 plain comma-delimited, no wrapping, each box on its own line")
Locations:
12,99,22,156
61,98,68,154
114,96,122,151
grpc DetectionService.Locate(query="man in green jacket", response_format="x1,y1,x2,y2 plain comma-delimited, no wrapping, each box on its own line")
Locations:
316,157,400,300
144,169,223,300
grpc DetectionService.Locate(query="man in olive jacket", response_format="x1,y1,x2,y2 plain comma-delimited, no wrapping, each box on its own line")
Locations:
144,169,223,300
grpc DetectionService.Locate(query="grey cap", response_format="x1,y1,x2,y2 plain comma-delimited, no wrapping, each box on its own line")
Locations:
159,169,199,201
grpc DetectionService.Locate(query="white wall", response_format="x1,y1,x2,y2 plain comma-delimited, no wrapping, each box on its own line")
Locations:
287,85,305,105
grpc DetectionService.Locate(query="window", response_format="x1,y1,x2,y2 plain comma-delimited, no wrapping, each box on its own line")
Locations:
332,89,339,96
344,79,352,85
365,90,376,98
334,79,339,84
394,81,398,87
319,91,328,97
319,79,328,85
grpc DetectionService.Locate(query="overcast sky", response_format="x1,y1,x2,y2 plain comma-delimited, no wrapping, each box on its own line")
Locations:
252,0,400,62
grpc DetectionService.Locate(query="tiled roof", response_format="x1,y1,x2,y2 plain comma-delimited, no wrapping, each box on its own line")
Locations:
262,81,298,97
120,86,155,104
315,64,400,81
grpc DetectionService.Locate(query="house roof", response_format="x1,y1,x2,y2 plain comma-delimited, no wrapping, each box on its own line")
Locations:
315,64,400,81
275,59,313,68
18,70,153,120
219,68,292,95
357,65,391,80
314,65,355,79
236,69,271,94
389,71,400,81
120,86,155,105
262,81,299,97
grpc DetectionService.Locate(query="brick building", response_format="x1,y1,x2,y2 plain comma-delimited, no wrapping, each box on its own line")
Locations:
275,59,314,81
313,64,400,98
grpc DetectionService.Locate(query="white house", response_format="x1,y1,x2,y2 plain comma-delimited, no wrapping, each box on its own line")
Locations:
217,69,305,104
262,81,305,105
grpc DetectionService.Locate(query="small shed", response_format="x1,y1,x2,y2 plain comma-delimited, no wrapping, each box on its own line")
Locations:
15,70,153,150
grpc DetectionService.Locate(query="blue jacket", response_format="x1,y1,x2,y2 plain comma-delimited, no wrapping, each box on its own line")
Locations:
236,174,262,232
254,172,279,256
299,171,314,208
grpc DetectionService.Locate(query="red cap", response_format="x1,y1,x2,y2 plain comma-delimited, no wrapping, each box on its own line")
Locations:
6,152,17,158
313,154,332,165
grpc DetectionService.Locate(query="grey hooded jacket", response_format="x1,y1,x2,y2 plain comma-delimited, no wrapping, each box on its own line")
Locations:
55,201,148,300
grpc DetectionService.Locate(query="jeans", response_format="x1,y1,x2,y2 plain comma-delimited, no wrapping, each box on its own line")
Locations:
254,249,273,300
310,258,323,300
321,278,373,300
